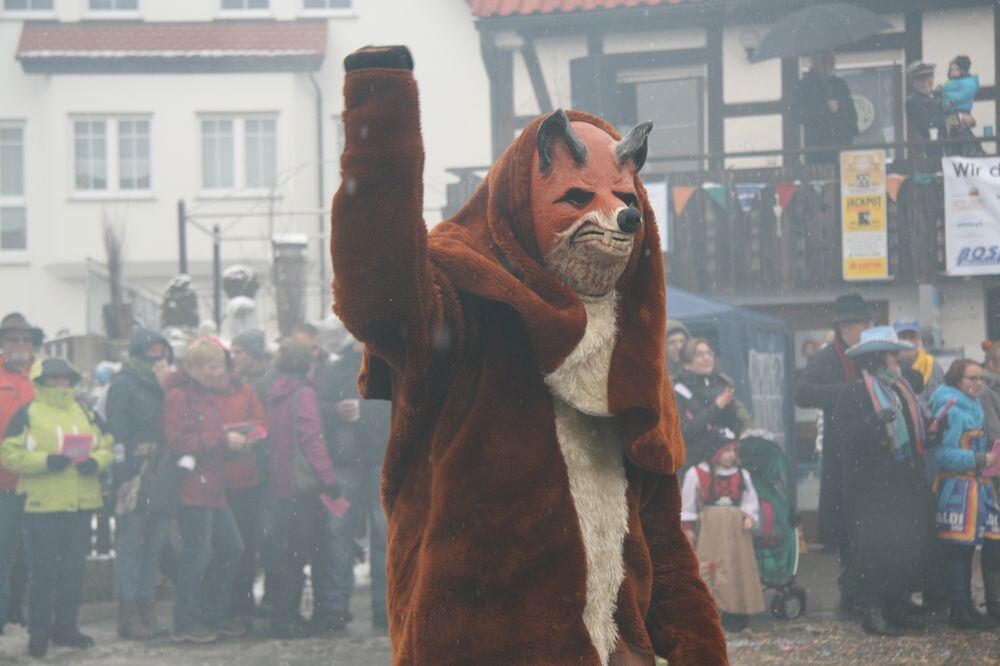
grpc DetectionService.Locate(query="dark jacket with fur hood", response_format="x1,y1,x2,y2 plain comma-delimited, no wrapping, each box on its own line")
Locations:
330,56,725,665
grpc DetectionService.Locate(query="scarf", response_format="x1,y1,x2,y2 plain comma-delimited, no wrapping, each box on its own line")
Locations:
833,335,856,381
121,353,160,390
862,368,927,460
911,348,934,385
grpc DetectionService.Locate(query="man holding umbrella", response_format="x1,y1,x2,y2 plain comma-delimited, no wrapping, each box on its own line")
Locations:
791,50,858,164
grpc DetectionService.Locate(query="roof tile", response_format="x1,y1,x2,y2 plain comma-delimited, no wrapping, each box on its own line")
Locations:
468,0,703,17
17,20,327,58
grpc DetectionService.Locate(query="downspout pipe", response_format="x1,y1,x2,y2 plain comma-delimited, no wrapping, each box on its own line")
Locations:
309,71,328,317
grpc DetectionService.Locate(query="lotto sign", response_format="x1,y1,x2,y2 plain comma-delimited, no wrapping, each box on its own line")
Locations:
943,157,1000,276
840,149,889,281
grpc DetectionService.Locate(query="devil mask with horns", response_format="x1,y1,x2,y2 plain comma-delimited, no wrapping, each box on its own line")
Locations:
331,45,727,666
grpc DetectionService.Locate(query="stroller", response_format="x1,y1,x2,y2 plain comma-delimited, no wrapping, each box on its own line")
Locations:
739,433,806,620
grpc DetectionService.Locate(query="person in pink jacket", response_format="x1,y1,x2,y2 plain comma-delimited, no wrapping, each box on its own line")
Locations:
264,340,339,638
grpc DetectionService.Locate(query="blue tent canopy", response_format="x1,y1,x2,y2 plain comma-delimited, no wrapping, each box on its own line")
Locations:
667,287,795,456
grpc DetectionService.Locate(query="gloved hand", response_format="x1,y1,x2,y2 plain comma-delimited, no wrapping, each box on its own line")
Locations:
344,45,414,73
321,482,342,500
46,454,72,472
927,414,949,448
75,458,99,476
877,410,897,425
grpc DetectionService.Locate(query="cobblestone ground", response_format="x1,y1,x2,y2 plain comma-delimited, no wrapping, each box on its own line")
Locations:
0,550,996,665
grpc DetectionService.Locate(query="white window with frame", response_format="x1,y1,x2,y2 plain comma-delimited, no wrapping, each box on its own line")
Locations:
220,0,269,12
200,116,278,194
73,117,152,196
302,0,352,14
87,0,140,16
0,123,27,256
2,0,54,13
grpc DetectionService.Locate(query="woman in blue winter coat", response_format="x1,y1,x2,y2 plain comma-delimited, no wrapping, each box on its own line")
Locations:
928,359,1000,629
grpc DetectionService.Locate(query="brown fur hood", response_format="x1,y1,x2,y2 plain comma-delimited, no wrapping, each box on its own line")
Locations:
362,108,685,476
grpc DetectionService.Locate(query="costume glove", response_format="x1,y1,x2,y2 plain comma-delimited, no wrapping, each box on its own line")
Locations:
321,482,342,500
46,454,72,472
76,458,99,476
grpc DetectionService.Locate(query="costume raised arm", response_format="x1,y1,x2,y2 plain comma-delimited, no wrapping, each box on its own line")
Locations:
330,46,435,365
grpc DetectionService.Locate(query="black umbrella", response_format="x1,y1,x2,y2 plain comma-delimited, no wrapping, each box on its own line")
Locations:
751,3,893,62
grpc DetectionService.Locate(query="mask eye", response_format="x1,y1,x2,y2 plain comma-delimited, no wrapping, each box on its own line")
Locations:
615,191,639,208
556,188,595,208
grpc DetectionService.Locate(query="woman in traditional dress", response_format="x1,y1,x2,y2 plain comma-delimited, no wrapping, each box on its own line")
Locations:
681,434,765,632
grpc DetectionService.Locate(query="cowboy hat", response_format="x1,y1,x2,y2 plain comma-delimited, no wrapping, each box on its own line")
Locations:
845,326,913,358
0,313,43,347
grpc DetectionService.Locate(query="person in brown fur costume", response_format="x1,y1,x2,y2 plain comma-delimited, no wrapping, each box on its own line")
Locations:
329,45,727,665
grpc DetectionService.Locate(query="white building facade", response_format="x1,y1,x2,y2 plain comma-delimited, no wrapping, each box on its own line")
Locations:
1,0,491,338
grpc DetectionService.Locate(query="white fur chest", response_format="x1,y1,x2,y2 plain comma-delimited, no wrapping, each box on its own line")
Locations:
545,294,629,665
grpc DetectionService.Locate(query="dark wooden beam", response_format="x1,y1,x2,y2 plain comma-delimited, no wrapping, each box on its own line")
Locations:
781,57,800,161
706,26,724,163
904,10,922,65
519,37,553,114
479,31,516,161
724,101,784,117
996,4,1000,138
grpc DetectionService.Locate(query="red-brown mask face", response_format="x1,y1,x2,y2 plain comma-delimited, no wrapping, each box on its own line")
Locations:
530,118,646,298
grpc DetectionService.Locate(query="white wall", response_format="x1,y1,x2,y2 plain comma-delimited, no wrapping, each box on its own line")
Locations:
0,0,491,336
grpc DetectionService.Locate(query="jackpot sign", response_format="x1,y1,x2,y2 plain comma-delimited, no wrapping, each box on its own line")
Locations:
840,149,888,281
944,156,1000,276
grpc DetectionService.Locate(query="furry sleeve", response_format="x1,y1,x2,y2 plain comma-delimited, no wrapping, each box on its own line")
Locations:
641,473,728,665
330,64,435,371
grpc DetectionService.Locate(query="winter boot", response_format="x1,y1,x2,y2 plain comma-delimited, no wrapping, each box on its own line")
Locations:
949,600,995,630
27,632,48,658
50,625,95,648
137,599,166,637
118,600,154,640
984,568,1000,623
861,604,903,636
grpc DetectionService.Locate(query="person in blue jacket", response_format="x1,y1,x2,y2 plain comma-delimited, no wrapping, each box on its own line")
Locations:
928,358,1000,629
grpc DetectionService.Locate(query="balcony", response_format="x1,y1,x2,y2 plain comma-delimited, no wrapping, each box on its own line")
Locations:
444,137,995,296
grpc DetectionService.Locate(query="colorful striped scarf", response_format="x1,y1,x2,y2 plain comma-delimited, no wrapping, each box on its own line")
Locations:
862,368,927,460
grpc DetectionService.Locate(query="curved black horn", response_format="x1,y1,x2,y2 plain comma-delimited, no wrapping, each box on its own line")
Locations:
616,120,653,171
536,109,588,174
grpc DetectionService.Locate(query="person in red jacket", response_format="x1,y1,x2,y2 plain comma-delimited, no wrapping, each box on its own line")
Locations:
219,346,267,631
163,337,245,644
0,313,41,633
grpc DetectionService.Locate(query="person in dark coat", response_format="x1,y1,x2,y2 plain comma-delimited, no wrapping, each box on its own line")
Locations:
321,332,392,631
828,327,935,636
107,329,173,640
905,60,946,163
795,294,873,612
790,50,859,164
665,319,690,378
673,338,750,469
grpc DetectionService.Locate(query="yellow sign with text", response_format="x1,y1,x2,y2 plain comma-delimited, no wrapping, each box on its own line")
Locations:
840,149,889,281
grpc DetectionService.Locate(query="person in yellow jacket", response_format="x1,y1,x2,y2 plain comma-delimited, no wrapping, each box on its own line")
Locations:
0,359,112,658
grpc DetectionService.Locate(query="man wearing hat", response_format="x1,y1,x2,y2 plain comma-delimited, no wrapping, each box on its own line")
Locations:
0,313,42,633
665,319,690,377
1,358,113,657
894,317,944,402
906,60,946,162
795,294,874,614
